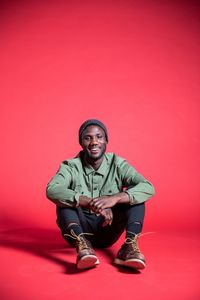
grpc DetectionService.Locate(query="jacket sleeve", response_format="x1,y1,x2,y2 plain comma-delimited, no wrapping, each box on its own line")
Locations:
119,160,155,204
46,163,80,207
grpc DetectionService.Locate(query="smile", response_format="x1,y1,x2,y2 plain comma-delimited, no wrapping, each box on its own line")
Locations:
89,148,100,153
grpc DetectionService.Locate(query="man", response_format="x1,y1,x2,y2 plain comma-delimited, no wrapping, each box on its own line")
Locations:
46,119,155,270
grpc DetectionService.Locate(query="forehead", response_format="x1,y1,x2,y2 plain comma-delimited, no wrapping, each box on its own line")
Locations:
82,125,105,135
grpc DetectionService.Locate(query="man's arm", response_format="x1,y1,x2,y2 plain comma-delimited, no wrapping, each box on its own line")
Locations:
90,192,130,212
46,162,113,226
46,163,81,207
90,159,155,212
79,195,92,208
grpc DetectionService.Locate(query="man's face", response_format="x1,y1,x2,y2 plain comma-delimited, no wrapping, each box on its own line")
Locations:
81,125,107,161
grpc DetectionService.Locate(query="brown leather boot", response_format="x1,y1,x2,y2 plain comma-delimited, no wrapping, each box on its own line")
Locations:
64,230,99,270
114,234,146,270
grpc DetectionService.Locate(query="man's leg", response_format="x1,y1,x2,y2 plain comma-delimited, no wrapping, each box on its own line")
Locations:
56,206,99,269
84,206,126,248
125,202,145,236
84,203,145,248
114,203,146,270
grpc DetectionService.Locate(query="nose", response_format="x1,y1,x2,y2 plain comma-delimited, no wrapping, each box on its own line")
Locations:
90,136,98,145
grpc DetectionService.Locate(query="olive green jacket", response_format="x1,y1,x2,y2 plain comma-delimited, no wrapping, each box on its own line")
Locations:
46,152,155,208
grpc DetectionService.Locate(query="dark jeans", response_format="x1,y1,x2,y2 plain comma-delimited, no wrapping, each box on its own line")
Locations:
56,203,145,248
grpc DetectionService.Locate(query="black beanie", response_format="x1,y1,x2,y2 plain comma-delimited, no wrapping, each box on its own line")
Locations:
79,119,108,144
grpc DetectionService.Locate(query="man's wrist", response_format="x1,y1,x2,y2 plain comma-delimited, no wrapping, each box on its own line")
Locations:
115,192,130,204
79,195,92,208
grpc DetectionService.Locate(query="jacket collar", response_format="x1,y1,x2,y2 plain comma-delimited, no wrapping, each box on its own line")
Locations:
79,153,110,176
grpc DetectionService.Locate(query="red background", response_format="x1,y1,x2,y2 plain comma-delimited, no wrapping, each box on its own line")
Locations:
1,0,199,232
0,1,200,299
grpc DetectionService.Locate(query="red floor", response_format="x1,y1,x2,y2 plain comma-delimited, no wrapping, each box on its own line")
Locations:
1,226,199,300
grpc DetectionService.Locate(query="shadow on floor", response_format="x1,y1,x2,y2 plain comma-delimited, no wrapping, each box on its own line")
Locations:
0,226,86,274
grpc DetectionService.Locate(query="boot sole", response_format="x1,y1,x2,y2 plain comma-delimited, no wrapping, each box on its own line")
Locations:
77,255,99,270
114,258,146,270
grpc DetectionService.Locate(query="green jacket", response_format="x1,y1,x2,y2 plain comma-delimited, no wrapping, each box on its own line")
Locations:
46,152,155,208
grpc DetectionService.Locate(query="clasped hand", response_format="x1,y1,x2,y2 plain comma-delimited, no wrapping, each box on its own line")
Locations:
90,196,117,212
89,196,118,227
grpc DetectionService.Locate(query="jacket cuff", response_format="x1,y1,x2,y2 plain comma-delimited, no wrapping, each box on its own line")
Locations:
125,191,136,205
74,192,81,207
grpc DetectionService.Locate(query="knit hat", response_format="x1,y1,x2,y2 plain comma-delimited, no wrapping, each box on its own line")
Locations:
79,119,108,144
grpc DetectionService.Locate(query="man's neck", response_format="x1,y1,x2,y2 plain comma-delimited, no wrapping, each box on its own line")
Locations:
83,155,104,171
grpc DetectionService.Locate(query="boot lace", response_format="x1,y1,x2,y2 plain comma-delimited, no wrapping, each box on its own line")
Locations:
125,231,155,252
125,235,140,252
64,229,93,251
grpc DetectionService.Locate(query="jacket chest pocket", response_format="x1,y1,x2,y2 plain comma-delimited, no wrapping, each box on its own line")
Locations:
74,184,91,197
74,185,82,193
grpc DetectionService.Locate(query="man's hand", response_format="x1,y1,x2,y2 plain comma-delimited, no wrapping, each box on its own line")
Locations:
100,208,113,227
79,195,113,227
90,192,130,213
90,195,118,213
